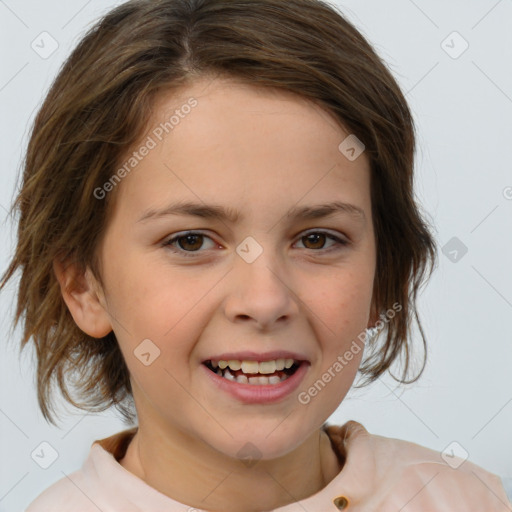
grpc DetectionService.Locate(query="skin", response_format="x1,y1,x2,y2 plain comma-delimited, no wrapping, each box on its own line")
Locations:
55,76,378,512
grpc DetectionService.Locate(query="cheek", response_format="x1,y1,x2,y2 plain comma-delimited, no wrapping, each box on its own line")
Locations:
307,271,373,337
102,249,173,328
306,274,371,397
105,259,216,372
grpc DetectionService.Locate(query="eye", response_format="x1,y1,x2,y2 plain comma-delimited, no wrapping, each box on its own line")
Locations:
295,230,349,252
163,230,349,258
163,231,216,257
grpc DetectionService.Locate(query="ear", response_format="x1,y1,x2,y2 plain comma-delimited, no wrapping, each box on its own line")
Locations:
53,259,113,338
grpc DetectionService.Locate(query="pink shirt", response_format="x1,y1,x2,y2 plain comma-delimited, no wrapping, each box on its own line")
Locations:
25,420,512,511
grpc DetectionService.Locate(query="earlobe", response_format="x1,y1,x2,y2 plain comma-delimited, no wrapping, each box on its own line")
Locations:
53,259,113,338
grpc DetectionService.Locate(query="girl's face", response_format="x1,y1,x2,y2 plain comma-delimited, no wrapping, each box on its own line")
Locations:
94,77,376,459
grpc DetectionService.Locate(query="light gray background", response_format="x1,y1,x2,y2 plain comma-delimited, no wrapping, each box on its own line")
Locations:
1,1,511,510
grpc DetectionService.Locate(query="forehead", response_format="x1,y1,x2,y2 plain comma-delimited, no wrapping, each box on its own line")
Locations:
151,76,344,133
153,78,347,155
108,77,371,225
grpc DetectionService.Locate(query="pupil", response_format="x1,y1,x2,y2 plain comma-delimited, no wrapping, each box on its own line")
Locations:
180,234,202,251
304,233,324,249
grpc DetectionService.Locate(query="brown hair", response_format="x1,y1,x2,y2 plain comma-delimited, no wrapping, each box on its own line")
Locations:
0,0,437,427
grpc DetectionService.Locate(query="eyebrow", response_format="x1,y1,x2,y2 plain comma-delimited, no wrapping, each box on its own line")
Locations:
137,200,366,224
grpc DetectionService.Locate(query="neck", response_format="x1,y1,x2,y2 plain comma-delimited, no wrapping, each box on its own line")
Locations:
119,423,342,512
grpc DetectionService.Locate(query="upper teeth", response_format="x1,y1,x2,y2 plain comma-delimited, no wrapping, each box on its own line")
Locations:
213,359,295,374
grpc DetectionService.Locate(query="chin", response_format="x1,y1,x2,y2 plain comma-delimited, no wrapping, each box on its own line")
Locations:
207,420,314,462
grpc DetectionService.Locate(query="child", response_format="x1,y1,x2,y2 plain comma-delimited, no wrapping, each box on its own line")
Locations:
1,0,510,510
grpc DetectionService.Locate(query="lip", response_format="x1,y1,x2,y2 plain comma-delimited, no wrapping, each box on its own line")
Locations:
202,350,309,363
201,360,310,404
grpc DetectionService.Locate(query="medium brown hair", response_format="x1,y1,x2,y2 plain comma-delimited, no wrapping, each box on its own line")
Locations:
1,0,437,426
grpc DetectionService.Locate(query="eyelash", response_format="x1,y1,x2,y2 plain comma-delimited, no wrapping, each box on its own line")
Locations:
162,230,349,258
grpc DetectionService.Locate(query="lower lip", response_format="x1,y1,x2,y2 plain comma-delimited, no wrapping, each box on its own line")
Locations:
201,361,309,404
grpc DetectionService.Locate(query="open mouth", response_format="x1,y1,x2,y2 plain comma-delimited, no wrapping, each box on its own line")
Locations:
203,359,302,385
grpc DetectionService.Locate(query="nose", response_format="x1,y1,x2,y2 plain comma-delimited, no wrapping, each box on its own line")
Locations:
223,243,299,330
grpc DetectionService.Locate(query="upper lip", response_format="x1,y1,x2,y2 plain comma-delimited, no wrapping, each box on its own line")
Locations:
203,350,309,363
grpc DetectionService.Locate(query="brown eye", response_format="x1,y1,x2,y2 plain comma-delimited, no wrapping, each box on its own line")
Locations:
296,231,348,252
301,232,327,249
175,233,204,251
164,229,348,259
164,231,216,257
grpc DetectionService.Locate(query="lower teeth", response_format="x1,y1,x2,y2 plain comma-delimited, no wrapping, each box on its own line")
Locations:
215,367,290,385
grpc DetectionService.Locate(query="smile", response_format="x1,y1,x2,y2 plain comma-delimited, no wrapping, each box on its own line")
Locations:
204,358,300,385
201,356,310,404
